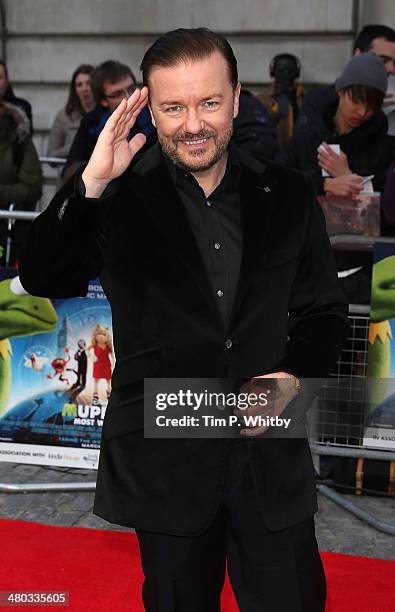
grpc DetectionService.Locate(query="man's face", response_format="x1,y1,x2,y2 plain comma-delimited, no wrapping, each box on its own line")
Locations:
337,89,374,130
356,37,395,74
101,74,136,112
148,51,240,173
0,65,8,100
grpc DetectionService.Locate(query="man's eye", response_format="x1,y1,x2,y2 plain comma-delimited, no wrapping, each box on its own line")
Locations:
166,106,182,113
203,101,219,109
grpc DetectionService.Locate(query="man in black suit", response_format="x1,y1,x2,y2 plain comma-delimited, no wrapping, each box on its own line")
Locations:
19,28,349,612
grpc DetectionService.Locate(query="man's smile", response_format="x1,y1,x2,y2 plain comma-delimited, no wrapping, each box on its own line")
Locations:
181,137,209,146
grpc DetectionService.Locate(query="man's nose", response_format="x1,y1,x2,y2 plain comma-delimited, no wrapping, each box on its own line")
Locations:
356,104,368,119
184,109,204,133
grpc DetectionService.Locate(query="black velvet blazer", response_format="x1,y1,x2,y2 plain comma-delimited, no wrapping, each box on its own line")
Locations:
19,143,349,535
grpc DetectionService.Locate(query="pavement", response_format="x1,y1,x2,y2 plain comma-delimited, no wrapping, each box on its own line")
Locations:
0,461,394,559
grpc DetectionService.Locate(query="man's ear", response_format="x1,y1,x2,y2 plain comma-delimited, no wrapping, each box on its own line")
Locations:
233,82,241,119
100,98,109,109
148,104,157,128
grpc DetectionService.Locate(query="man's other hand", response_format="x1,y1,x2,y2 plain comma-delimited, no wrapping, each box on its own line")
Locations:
234,372,299,437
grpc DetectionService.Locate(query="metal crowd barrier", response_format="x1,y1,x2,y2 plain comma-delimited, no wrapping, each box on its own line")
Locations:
309,234,395,535
0,206,39,268
0,157,66,264
39,156,67,166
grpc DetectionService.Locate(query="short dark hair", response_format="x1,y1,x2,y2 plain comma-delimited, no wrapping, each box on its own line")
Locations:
0,59,8,79
339,84,385,114
140,28,238,90
65,64,94,117
90,60,136,104
353,25,395,53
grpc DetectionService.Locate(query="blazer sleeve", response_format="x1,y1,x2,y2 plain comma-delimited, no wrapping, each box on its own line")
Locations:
18,173,115,299
277,177,350,378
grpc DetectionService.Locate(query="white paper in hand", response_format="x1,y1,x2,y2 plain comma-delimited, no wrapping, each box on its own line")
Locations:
320,144,340,177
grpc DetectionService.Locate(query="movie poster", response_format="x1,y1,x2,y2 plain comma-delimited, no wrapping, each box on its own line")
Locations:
0,269,113,469
364,243,395,450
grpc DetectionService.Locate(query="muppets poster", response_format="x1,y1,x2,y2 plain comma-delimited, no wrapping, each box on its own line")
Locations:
0,268,113,469
364,243,395,450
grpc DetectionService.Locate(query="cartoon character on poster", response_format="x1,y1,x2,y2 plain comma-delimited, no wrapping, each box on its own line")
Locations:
365,248,395,448
0,275,57,416
67,340,88,401
0,272,113,455
86,325,115,404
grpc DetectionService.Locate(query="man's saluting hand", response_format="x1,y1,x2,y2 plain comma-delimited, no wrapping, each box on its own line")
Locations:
82,87,149,198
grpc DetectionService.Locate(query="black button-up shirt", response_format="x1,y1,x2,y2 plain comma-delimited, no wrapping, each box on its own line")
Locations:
163,147,242,326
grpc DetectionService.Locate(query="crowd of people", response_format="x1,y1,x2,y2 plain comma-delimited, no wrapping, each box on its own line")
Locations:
0,23,395,268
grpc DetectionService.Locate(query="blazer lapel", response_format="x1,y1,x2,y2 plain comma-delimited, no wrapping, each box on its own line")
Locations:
131,145,218,310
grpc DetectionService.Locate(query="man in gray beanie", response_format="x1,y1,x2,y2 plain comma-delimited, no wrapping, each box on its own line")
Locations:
275,51,395,302
335,52,387,96
276,52,393,200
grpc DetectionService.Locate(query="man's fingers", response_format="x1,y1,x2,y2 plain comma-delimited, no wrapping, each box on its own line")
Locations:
350,175,363,187
115,90,149,140
105,98,128,133
128,132,147,158
240,426,269,437
111,88,147,134
383,93,395,107
125,87,148,116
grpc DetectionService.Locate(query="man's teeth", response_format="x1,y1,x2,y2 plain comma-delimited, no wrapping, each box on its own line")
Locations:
184,138,207,145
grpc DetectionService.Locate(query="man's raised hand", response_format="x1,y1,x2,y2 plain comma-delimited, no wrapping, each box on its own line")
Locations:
82,87,149,198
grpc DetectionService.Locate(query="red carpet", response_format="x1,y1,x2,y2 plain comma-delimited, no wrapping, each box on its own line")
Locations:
0,519,394,611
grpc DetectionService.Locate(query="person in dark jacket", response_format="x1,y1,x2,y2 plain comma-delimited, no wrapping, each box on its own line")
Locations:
19,28,348,612
276,52,395,303
258,53,304,146
63,60,157,180
0,101,42,265
0,60,33,134
353,24,395,76
276,52,395,198
233,88,278,160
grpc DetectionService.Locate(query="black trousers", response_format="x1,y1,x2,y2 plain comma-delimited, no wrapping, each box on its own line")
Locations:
136,440,326,612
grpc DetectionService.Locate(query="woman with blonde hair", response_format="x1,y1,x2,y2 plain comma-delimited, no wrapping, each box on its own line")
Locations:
86,324,114,404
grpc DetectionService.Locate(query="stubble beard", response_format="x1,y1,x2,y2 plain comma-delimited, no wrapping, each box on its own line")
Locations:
159,125,233,173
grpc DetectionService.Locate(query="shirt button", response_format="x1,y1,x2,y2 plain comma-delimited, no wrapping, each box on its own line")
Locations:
206,200,212,207
217,289,224,298
214,242,221,250
225,338,233,349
